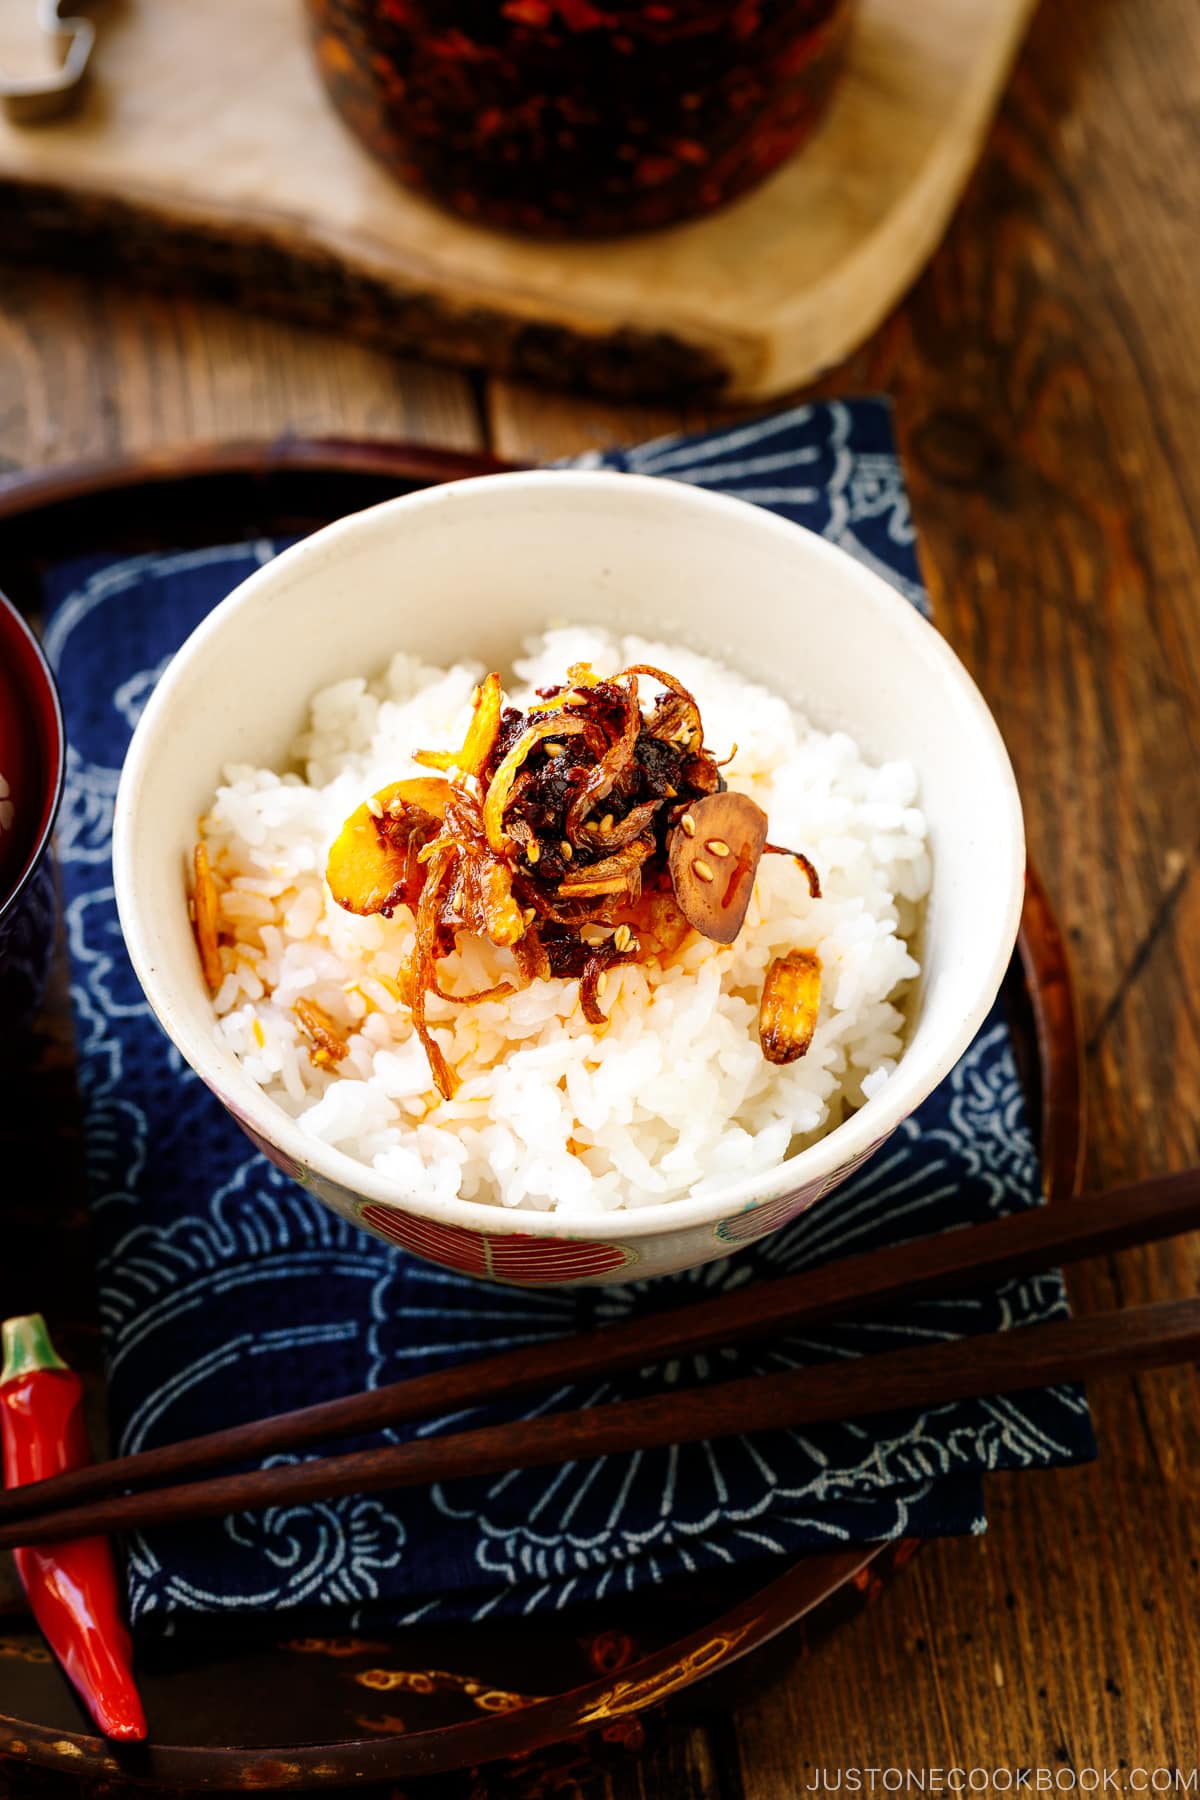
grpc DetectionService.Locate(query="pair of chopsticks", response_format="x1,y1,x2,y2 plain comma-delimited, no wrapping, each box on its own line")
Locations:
2,1169,1198,1551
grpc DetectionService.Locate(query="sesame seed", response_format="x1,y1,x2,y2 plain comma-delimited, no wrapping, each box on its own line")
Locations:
527,842,541,864
601,813,614,832
681,814,696,837
450,891,463,914
664,784,677,797
560,840,573,860
614,924,632,952
524,906,536,924
544,742,563,758
563,690,588,706
705,838,731,858
366,796,384,819
596,972,608,997
693,859,715,883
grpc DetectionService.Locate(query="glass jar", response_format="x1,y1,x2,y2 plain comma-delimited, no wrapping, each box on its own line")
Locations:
307,0,854,238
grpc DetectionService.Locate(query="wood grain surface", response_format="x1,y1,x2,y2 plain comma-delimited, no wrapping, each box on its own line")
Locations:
2,0,1200,1792
0,0,1037,402
11,1168,1198,1542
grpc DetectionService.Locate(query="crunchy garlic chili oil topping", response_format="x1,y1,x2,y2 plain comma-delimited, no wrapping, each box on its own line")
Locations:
308,0,852,240
667,789,769,945
319,663,825,1098
294,997,351,1071
759,950,823,1065
325,776,452,917
192,841,223,991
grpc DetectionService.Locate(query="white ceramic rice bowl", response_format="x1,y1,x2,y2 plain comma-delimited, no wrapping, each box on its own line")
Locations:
113,471,1024,1286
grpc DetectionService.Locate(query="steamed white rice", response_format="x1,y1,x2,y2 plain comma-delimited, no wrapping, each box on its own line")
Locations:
202,629,929,1214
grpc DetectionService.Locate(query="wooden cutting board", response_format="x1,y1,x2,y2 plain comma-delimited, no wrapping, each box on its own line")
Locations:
0,0,1035,401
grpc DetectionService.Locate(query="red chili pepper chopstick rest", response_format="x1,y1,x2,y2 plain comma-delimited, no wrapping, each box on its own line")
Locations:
0,1313,147,1742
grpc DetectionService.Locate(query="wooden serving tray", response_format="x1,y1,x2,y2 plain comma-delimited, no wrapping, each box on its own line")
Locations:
0,0,1035,401
0,443,1082,1791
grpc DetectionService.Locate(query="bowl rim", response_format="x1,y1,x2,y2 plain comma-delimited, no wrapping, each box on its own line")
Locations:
114,469,1026,1243
0,588,65,930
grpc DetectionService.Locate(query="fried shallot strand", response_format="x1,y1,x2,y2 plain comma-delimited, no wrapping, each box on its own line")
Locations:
564,672,640,840
429,974,515,1006
620,663,703,746
585,798,663,853
579,947,639,1026
512,926,551,985
409,842,460,1099
294,997,350,1070
192,843,223,992
765,842,822,899
558,834,656,899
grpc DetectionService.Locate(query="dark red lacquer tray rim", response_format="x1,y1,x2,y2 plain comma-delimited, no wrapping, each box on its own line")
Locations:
0,438,1085,1790
0,586,65,928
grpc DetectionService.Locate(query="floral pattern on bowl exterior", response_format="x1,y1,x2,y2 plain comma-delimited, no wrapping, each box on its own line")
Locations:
306,0,853,237
713,1138,888,1245
246,1129,895,1286
213,1065,890,1285
358,1205,639,1283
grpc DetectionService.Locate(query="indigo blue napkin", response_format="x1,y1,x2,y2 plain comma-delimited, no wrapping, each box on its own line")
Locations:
45,399,1095,1633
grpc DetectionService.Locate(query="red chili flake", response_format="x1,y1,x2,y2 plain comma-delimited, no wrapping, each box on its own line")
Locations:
501,0,551,24
428,28,488,60
633,153,679,187
552,0,615,28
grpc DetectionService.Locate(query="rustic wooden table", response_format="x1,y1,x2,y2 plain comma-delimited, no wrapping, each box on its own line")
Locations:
2,0,1199,1791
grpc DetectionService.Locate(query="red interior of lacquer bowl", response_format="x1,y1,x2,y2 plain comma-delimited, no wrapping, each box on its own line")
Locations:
0,592,64,919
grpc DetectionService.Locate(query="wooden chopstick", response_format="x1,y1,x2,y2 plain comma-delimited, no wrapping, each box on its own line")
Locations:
2,1295,1198,1552
1,1167,1197,1533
